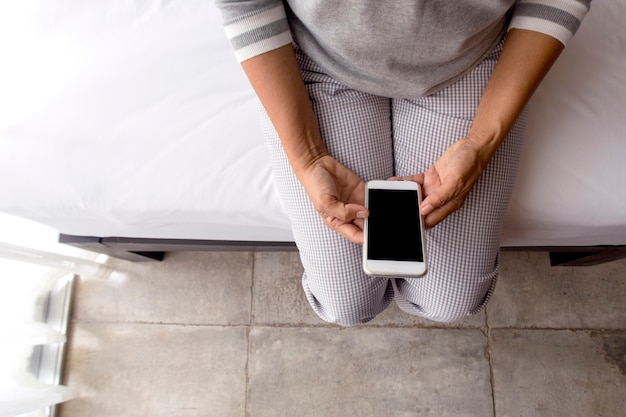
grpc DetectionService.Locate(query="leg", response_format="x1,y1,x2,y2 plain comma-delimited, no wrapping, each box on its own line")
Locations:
260,47,395,326
391,39,526,322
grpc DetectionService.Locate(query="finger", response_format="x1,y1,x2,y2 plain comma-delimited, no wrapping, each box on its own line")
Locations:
423,207,448,229
388,174,425,185
423,197,465,228
324,215,364,245
419,181,457,216
348,203,369,220
318,199,367,244
319,196,368,222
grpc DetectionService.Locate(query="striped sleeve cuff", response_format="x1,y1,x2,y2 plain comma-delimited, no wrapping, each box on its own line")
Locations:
223,4,293,62
509,0,591,46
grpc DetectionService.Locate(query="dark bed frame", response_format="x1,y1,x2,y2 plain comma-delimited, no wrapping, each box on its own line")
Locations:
59,234,626,267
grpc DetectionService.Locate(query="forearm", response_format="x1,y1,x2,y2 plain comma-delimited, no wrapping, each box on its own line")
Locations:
241,45,328,176
241,45,367,244
467,28,564,163
416,29,565,225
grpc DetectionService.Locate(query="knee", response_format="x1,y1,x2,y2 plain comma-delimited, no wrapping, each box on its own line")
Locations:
424,306,482,324
310,296,384,327
397,297,485,323
393,275,496,323
303,277,393,327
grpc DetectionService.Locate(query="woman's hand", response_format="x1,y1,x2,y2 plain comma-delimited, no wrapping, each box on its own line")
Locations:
395,136,491,228
297,155,368,245
241,46,368,243
395,30,566,229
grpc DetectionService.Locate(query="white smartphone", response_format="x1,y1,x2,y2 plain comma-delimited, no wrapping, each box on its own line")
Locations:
362,180,427,277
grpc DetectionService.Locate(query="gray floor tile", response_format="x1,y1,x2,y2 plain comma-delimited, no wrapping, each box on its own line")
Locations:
252,251,321,325
73,252,253,325
60,250,626,417
253,251,486,328
247,327,493,417
60,323,247,417
488,252,626,329
490,329,626,417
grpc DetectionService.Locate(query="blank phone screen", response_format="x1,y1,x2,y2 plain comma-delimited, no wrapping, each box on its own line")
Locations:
367,189,423,262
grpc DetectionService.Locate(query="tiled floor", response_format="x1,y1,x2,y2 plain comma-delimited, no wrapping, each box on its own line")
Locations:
59,251,626,417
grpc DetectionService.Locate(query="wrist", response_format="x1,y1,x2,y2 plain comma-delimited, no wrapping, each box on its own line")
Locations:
464,130,502,169
289,143,329,179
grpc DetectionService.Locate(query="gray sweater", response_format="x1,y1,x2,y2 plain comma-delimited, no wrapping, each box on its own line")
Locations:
216,0,590,97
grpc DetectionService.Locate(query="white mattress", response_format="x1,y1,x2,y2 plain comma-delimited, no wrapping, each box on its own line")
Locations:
0,0,625,247
502,0,626,246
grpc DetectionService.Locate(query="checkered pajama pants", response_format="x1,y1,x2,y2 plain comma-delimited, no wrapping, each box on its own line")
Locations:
261,39,526,326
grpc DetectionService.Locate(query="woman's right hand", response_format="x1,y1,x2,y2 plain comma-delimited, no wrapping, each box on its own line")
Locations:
297,155,368,245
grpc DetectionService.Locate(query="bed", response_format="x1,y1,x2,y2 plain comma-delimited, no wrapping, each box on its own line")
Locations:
0,0,625,265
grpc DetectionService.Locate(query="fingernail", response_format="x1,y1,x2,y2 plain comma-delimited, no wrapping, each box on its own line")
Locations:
356,211,368,218
420,204,433,215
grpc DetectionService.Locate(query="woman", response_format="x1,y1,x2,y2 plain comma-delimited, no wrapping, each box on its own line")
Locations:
215,0,590,325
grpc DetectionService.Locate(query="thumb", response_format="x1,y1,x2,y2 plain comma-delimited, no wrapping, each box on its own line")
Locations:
420,181,457,216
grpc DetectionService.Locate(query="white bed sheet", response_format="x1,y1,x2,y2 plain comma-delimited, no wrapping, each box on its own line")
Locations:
0,0,293,242
0,0,624,247
501,0,626,246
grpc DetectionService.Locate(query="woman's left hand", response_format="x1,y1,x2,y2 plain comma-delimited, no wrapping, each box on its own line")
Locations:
395,30,566,229
395,136,492,228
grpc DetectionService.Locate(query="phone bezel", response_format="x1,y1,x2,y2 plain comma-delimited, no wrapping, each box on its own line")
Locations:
362,180,428,277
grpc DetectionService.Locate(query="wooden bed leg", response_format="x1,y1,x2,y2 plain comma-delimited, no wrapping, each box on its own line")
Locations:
549,246,626,266
59,234,164,262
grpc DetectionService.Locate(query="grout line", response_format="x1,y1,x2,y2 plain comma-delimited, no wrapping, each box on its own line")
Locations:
245,251,256,417
67,319,493,331
483,326,626,333
485,309,497,417
244,326,251,417
68,319,252,328
69,317,626,333
249,251,256,326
